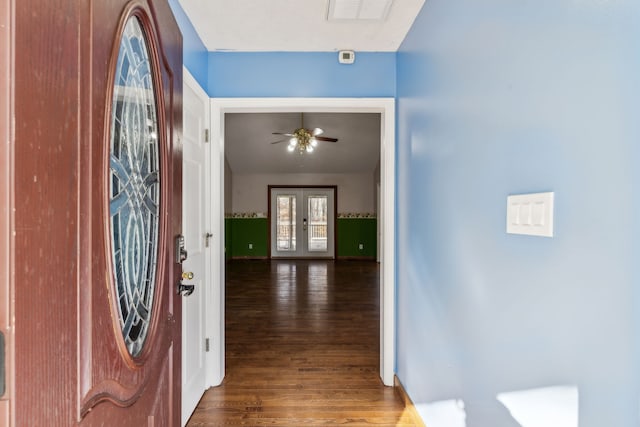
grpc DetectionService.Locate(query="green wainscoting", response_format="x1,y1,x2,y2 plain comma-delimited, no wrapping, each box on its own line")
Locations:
225,217,377,259
337,218,377,258
228,218,269,258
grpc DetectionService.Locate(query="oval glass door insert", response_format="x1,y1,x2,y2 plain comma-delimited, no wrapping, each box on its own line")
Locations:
108,16,160,358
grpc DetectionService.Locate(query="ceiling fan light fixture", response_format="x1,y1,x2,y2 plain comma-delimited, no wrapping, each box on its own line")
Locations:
270,113,338,154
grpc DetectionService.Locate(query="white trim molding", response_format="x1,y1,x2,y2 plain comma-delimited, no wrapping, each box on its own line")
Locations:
209,97,396,386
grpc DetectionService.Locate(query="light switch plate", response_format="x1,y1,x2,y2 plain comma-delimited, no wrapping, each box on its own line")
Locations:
506,192,554,237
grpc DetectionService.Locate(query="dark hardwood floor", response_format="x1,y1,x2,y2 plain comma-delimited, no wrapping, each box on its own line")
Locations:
187,259,418,426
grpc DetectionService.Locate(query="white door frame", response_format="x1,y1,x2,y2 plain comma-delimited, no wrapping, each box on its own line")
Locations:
181,68,210,425
208,98,395,387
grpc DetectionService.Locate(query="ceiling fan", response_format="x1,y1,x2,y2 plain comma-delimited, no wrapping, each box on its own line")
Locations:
271,113,338,153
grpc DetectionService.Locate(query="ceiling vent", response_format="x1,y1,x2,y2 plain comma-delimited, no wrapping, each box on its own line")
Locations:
327,0,394,21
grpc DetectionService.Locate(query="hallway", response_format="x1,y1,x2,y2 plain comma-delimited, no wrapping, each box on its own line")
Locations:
187,260,417,426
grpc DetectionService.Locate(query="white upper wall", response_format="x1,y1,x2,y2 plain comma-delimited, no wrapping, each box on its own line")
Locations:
231,172,376,214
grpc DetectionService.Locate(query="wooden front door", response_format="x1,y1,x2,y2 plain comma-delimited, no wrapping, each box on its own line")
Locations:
11,0,183,425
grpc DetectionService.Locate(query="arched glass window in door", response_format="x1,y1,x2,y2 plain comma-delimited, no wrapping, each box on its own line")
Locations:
108,16,160,358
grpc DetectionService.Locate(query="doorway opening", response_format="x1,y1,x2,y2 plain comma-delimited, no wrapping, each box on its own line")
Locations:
208,98,395,387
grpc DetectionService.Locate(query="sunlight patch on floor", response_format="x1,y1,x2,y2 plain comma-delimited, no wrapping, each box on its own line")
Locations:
416,399,467,427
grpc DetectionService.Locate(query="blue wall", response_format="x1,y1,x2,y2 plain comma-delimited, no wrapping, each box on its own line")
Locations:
207,52,395,97
165,3,395,97
168,0,208,84
396,0,640,426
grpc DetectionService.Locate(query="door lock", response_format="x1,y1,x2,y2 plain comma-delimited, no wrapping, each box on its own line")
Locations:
178,271,195,296
175,235,187,264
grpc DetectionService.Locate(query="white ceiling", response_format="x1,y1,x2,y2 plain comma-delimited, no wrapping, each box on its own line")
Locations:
177,0,425,52
178,1,421,175
225,113,381,174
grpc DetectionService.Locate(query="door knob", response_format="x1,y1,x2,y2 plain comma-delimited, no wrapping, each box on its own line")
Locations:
182,271,194,280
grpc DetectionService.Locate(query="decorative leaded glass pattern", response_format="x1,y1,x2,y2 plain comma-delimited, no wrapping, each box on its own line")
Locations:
109,17,160,358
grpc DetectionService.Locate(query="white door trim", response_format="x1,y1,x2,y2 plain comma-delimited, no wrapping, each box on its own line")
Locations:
208,97,395,386
181,68,210,425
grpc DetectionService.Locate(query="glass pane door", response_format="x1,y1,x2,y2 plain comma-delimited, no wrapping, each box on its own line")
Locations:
306,195,328,252
270,188,335,258
276,195,296,251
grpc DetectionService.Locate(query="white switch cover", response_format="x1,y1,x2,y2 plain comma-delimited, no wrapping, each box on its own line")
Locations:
506,192,554,237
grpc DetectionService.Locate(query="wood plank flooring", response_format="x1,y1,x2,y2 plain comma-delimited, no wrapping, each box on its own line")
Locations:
187,260,418,426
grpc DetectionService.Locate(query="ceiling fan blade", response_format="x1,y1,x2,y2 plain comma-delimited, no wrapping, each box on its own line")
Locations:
312,127,324,136
272,132,295,137
315,136,338,142
270,139,287,144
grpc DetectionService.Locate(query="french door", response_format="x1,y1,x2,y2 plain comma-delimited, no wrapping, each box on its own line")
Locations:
270,187,336,258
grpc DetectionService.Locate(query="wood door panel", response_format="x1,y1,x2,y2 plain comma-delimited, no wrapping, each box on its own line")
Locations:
13,0,182,424
14,1,83,423
149,345,176,427
80,344,175,426
78,0,183,418
0,0,13,424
